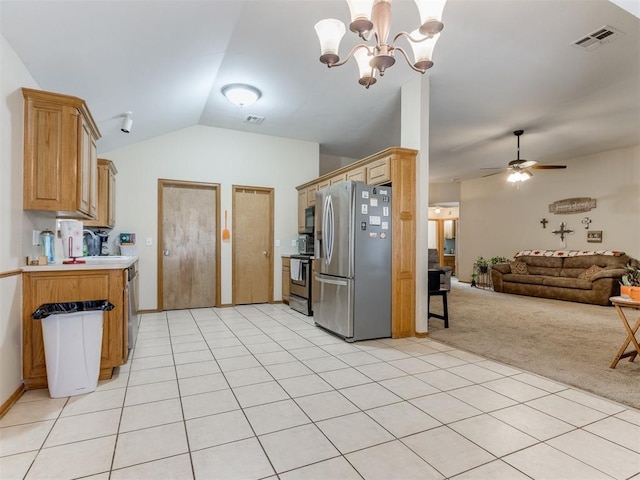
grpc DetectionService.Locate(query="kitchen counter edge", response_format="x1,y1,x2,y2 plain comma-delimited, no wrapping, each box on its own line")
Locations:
22,256,138,272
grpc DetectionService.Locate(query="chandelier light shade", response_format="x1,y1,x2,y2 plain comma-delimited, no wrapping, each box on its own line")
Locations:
414,0,448,35
354,48,377,86
314,19,346,65
221,84,262,107
314,0,447,88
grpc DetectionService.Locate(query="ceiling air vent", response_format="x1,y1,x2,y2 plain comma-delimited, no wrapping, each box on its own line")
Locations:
572,25,624,51
244,115,265,125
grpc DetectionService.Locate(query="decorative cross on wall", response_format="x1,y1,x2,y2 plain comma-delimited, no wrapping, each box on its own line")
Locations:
551,222,575,241
540,218,548,229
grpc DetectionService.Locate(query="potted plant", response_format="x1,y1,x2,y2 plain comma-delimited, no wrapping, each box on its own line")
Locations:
470,272,478,288
474,256,489,274
620,260,640,300
490,256,510,266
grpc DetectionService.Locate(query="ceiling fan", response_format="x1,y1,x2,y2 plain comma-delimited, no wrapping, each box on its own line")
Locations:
483,130,566,182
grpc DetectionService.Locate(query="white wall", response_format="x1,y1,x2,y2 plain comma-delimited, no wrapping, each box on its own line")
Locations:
429,182,461,205
0,34,45,407
102,125,319,309
318,153,358,176
458,145,640,281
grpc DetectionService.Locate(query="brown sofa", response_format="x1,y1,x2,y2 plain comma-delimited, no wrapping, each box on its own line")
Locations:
491,250,630,305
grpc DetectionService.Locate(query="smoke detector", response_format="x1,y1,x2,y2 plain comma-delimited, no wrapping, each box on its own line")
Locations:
572,25,624,51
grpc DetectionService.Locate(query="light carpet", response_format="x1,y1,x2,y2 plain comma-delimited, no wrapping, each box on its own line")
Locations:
428,280,639,409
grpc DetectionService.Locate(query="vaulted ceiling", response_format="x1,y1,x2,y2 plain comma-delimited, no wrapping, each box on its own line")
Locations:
2,0,639,182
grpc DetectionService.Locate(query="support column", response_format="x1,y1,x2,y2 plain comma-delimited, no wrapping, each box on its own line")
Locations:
400,76,430,334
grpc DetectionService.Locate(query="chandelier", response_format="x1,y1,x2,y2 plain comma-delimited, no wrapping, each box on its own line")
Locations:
314,0,447,88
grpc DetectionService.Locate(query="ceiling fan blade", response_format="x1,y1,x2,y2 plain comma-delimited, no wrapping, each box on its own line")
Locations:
482,170,506,178
531,165,567,170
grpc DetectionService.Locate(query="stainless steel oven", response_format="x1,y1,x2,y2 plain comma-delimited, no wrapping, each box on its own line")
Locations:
289,254,313,316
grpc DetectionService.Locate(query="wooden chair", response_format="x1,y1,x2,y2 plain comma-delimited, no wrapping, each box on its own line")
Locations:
428,268,449,328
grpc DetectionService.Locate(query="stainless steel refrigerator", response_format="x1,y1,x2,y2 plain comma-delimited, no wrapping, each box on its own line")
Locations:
313,181,392,342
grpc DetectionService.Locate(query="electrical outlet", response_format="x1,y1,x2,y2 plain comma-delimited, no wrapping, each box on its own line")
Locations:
146,237,153,246
275,239,280,247
291,239,297,247
32,230,41,246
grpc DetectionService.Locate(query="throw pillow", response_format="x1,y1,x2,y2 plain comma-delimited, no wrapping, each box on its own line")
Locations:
509,261,529,275
578,264,604,280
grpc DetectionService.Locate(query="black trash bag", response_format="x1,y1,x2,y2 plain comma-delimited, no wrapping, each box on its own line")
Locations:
32,300,115,320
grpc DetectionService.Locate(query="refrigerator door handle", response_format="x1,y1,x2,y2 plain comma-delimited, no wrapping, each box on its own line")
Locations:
323,194,334,265
315,275,348,286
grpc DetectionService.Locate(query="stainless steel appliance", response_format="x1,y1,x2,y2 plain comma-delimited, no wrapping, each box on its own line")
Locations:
314,181,392,341
289,254,313,316
126,262,140,349
297,234,314,255
301,205,315,234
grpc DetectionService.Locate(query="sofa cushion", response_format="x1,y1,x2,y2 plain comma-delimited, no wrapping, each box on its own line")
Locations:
578,264,604,281
563,254,628,269
543,276,593,290
509,261,529,275
518,256,564,269
503,274,545,285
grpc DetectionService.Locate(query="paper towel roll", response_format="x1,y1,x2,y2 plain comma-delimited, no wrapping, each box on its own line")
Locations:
59,220,84,258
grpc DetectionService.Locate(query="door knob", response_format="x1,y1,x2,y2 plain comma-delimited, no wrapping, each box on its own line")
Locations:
163,250,170,256
263,251,269,257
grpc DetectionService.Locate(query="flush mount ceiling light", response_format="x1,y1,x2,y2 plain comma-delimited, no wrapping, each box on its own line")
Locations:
120,111,133,133
222,84,262,107
314,0,447,88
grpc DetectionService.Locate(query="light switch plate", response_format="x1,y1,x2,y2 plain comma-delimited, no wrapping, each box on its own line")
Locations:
146,237,153,246
275,239,280,247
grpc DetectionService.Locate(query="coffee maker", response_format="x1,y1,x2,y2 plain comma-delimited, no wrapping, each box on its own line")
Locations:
82,229,110,256
96,230,110,255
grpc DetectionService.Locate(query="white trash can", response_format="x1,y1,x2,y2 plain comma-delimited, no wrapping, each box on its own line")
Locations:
33,301,114,398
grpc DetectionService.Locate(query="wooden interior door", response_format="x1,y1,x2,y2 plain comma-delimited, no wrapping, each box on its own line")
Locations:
158,180,221,310
233,186,273,304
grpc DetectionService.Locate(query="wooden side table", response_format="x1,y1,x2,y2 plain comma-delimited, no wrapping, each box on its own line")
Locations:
609,296,640,369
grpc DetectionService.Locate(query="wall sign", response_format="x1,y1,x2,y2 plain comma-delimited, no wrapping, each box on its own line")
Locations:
587,230,603,243
549,197,597,214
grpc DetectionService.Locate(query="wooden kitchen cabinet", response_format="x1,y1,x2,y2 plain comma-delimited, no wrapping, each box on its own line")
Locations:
346,167,365,182
367,156,391,184
330,173,346,185
22,268,127,390
306,184,318,207
22,88,101,218
297,147,417,338
84,159,117,228
282,256,290,304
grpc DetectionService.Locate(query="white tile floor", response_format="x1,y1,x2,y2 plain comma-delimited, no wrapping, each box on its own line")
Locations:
1,304,640,480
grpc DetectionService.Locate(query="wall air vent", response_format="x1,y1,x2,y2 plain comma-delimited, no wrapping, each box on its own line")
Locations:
572,25,624,51
244,115,265,125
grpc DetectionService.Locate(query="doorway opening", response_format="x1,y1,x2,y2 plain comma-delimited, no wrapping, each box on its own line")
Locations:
428,203,459,276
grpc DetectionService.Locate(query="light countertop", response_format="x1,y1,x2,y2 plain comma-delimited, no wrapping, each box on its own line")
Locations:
22,256,138,272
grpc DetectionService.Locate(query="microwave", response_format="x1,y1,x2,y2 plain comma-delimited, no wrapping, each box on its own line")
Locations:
297,234,314,255
302,205,314,234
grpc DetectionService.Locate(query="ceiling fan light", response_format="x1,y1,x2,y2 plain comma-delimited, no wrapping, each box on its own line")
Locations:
222,84,261,107
346,0,374,33
414,0,447,36
315,18,346,65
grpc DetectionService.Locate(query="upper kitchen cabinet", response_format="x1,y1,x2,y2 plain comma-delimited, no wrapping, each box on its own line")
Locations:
22,88,101,218
84,159,117,228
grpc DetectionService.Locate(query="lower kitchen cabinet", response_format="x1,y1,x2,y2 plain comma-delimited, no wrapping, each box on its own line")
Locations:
282,256,290,304
22,269,128,390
